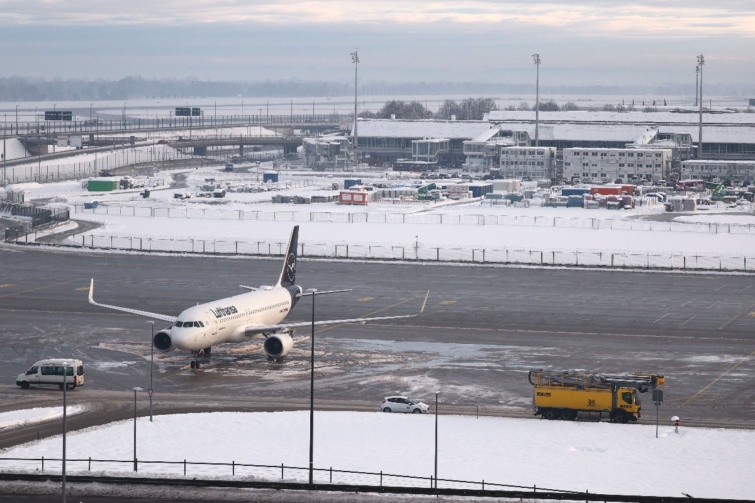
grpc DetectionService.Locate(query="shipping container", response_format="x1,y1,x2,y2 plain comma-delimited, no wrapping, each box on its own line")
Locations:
87,179,119,192
561,188,591,197
344,178,362,190
263,172,279,183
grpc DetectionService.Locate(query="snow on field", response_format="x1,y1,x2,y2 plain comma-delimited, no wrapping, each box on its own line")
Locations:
0,406,85,430
10,165,753,258
1,410,752,500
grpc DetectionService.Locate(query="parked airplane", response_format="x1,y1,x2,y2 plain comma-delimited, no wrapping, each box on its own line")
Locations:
88,225,428,368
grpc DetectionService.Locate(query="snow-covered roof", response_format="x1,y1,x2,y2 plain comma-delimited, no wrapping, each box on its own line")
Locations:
497,122,753,143
356,119,492,139
486,110,755,126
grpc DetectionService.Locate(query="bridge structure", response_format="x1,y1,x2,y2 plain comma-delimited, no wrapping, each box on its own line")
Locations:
1,114,346,156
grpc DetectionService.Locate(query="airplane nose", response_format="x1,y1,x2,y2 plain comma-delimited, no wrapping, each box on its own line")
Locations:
170,328,198,350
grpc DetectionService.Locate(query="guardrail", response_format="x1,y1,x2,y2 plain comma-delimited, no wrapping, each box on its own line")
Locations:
0,459,740,503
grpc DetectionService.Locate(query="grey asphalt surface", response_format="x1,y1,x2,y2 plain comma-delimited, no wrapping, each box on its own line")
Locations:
0,244,753,502
0,244,752,433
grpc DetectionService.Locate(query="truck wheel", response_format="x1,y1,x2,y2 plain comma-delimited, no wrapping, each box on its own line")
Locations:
561,410,576,421
544,409,558,420
613,410,628,423
20,381,29,389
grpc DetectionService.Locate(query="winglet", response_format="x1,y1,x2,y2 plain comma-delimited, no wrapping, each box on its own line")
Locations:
420,290,430,314
88,278,95,304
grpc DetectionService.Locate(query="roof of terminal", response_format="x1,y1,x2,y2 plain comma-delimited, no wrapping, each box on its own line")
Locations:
355,111,755,144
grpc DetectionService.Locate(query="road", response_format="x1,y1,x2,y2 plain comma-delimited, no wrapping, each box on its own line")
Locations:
0,244,753,451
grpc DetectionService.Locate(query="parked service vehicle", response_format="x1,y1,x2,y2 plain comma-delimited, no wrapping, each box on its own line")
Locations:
16,359,85,390
380,396,430,414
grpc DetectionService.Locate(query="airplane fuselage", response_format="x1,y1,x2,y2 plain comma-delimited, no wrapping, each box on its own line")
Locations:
169,285,299,351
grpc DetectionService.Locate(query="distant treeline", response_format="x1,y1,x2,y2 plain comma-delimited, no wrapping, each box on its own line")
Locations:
0,76,751,101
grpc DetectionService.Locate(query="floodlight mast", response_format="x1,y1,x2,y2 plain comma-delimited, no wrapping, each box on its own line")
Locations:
697,54,704,160
532,54,541,147
351,50,359,165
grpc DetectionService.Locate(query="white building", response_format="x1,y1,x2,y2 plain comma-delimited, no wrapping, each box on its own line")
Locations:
498,146,557,180
462,128,530,172
563,147,672,183
681,160,755,184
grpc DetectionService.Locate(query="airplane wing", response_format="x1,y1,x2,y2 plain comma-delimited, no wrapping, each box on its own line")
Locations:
87,279,177,323
245,290,429,334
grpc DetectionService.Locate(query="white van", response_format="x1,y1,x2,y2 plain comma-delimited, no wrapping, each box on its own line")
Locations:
16,359,85,390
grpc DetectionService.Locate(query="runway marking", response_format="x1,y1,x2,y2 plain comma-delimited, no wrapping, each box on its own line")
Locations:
0,279,81,298
682,350,755,406
357,297,375,302
652,313,670,324
718,302,755,330
679,314,697,325
439,300,456,305
76,286,90,291
740,285,752,292
0,283,14,288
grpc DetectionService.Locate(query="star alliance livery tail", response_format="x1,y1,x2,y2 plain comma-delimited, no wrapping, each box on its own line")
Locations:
277,225,298,287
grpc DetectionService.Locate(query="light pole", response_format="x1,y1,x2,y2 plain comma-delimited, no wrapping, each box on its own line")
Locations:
122,102,127,130
15,105,18,133
532,53,541,147
62,366,69,503
351,50,359,165
434,391,439,489
308,288,317,485
147,321,154,422
89,103,93,120
695,65,699,107
697,54,704,160
132,386,143,471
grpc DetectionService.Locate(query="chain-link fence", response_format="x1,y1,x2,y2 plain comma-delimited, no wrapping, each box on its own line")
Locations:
22,233,745,272
70,204,755,235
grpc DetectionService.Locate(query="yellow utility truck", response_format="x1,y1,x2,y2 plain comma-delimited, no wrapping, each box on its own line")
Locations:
528,370,665,423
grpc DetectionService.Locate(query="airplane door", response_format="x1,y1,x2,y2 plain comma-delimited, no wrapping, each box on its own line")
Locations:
206,314,217,335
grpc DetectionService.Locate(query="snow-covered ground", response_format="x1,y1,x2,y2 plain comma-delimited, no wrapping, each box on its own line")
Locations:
6,163,754,265
2,166,754,500
1,409,752,500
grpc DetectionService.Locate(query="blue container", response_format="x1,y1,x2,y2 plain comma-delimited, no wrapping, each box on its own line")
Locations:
344,178,362,189
468,183,493,198
567,195,584,208
561,188,591,197
263,172,279,183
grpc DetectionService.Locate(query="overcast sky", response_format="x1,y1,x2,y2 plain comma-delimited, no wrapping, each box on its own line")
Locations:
1,1,754,88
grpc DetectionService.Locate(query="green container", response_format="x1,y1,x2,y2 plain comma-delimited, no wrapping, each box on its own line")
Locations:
87,179,119,192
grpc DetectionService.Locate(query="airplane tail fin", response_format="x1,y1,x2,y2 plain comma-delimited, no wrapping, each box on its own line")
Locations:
277,225,299,287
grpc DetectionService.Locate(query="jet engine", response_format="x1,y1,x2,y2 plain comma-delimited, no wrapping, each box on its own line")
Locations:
263,331,294,359
153,328,175,352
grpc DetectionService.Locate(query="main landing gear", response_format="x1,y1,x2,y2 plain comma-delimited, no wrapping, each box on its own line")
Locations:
190,347,211,370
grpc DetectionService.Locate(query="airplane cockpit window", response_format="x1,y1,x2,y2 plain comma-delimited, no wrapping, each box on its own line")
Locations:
196,321,204,327
174,321,183,327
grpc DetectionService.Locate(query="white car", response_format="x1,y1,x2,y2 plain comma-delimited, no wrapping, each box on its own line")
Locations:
380,396,430,414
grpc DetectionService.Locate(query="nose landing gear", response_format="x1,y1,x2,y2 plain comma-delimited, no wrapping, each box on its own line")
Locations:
190,347,212,370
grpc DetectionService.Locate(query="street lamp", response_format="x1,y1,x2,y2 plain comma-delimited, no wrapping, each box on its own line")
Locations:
351,50,359,165
132,386,144,471
147,321,155,422
62,366,70,503
308,288,317,485
434,391,439,489
532,53,541,147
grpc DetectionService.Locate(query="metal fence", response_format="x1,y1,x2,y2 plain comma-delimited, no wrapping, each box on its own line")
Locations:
0,455,568,493
70,205,755,235
6,234,744,272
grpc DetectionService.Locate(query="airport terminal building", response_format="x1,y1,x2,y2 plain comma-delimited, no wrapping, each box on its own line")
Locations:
344,110,755,183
